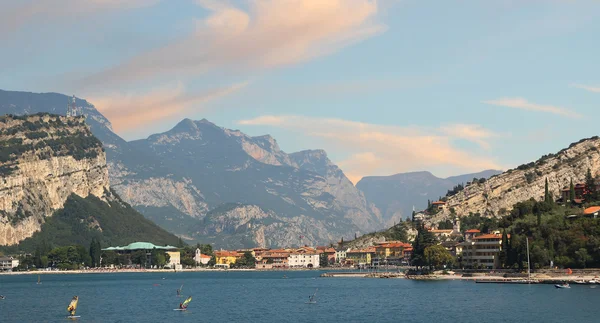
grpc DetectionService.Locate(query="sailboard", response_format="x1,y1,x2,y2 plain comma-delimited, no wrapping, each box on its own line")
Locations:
305,288,318,304
174,296,192,311
66,296,79,319
37,275,42,285
177,284,183,297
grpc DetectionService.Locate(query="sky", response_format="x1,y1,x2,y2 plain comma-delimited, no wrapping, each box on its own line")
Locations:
1,0,600,184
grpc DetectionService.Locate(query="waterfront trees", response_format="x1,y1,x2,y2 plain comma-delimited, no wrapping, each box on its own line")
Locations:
411,223,437,269
423,245,453,269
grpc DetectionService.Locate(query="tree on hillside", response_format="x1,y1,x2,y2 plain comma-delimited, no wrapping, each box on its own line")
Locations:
89,238,101,267
423,245,454,270
585,168,598,202
544,178,552,203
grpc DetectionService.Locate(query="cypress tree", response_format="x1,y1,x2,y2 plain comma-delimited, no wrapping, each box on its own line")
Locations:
89,238,101,268
500,230,508,268
569,178,576,205
544,178,550,203
585,168,597,202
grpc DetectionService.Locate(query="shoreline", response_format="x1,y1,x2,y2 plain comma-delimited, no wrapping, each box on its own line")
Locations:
0,267,349,276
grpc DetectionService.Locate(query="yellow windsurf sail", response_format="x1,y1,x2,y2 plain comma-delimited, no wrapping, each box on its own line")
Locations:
181,296,192,309
67,296,79,315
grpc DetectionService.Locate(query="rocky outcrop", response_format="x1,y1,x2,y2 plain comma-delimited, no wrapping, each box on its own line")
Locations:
289,149,383,230
193,204,339,249
117,177,208,218
432,137,600,223
0,114,109,245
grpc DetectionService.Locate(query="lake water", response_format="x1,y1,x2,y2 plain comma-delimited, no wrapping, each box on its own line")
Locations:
1,271,599,323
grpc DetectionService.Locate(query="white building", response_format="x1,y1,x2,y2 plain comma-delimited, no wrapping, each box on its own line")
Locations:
194,248,211,265
0,256,19,271
288,248,320,268
335,249,347,263
166,251,182,270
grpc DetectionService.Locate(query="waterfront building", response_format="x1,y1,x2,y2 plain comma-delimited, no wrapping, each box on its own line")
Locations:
215,251,242,268
257,249,290,269
317,246,337,264
460,232,508,269
102,242,178,268
288,247,319,268
166,251,182,270
346,248,374,267
373,242,411,266
335,249,347,264
0,256,19,271
193,249,211,265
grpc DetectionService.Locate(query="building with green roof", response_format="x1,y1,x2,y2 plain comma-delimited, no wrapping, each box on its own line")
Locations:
101,242,179,268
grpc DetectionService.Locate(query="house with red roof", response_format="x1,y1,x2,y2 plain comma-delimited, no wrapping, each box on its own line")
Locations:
459,231,509,269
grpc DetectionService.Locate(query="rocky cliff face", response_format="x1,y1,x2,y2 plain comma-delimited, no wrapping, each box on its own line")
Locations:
0,114,109,245
356,170,501,225
432,137,600,223
191,204,338,249
289,149,383,230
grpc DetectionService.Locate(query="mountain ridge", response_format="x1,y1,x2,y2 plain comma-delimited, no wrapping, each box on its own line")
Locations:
431,136,600,223
356,169,501,225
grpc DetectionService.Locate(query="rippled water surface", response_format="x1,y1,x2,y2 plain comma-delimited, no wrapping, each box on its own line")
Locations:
1,271,600,323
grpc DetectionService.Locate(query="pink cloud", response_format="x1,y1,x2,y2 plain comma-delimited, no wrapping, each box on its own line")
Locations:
483,97,581,118
238,115,502,183
90,82,247,133
82,0,386,87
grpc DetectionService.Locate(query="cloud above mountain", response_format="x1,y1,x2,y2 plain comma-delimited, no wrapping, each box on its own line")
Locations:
483,97,581,118
238,115,501,183
83,0,386,87
91,82,247,133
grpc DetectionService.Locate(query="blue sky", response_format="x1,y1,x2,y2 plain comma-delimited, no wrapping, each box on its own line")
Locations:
1,0,599,183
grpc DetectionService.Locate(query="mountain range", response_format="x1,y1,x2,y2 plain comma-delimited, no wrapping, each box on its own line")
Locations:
1,89,500,248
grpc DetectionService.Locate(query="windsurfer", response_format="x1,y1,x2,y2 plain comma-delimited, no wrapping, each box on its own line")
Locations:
67,296,79,316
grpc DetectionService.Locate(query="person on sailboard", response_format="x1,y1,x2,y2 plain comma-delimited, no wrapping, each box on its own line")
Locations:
179,296,192,310
67,296,79,316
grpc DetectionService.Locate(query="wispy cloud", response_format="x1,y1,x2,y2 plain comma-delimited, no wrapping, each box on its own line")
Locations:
482,97,581,118
0,0,159,36
90,81,247,133
238,115,501,183
82,0,386,87
571,84,600,93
